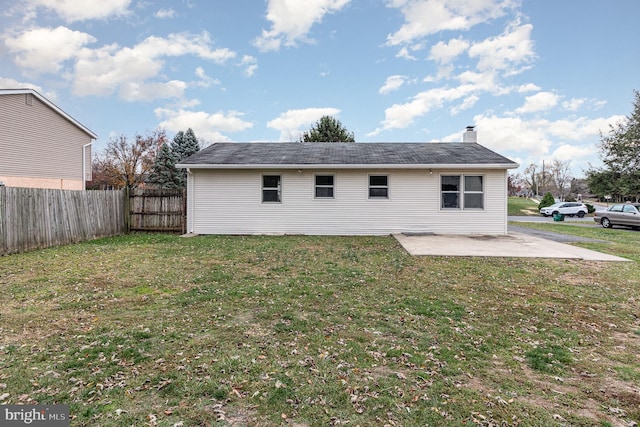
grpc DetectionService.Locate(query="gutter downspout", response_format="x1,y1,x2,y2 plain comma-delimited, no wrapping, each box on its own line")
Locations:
187,168,194,233
82,142,93,190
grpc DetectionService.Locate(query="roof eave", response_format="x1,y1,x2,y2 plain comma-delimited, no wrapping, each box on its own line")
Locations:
177,163,519,170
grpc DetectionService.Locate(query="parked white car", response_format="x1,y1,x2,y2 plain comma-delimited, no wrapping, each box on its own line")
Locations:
540,202,588,218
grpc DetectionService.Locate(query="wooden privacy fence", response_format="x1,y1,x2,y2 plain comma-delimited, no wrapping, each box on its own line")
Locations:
128,189,186,233
0,187,127,256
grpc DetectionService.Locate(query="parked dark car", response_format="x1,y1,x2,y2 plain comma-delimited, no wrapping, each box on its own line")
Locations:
594,203,640,229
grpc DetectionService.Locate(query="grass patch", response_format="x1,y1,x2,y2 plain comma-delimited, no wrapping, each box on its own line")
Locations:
1,232,639,426
525,344,573,374
508,196,540,216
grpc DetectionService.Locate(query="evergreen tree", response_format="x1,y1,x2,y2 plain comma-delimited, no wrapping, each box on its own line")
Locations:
537,192,555,210
171,128,200,162
147,142,182,189
299,116,355,142
171,128,201,187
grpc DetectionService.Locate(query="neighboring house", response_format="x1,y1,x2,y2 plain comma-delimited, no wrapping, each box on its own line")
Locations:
0,88,97,190
177,130,519,236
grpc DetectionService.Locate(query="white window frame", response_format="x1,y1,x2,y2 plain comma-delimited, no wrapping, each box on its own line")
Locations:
368,174,389,199
261,174,282,203
463,175,484,210
440,175,461,209
314,174,335,199
440,174,484,210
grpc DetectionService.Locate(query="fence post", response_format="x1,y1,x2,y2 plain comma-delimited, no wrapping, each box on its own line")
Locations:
181,188,187,234
124,187,131,233
0,185,6,256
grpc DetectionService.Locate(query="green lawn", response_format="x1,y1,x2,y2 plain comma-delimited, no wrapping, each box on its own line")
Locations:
1,230,639,426
508,196,540,216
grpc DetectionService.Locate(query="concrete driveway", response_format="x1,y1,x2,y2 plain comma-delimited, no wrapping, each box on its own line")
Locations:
394,230,629,261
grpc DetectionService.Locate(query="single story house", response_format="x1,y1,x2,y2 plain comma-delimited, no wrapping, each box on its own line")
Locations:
0,88,97,190
177,131,518,235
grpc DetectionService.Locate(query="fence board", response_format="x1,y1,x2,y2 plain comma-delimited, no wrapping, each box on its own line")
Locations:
129,189,185,233
0,187,127,256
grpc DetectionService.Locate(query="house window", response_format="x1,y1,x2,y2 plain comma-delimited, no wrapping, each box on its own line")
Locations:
464,175,484,209
441,175,484,209
262,175,281,203
369,175,388,199
441,175,460,208
315,174,334,198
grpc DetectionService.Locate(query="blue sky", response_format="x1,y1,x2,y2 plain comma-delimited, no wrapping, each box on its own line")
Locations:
1,0,638,177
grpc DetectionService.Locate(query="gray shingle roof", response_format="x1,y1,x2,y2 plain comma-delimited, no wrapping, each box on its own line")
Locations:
177,142,518,168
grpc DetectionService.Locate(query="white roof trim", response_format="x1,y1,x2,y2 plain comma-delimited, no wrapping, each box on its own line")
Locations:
177,163,519,170
0,88,98,139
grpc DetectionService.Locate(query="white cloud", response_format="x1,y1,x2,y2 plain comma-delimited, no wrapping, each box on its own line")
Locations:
72,32,236,100
562,97,608,112
155,8,176,19
4,26,96,73
267,107,341,141
455,70,498,91
118,80,187,102
396,47,417,61
26,0,131,22
379,75,406,94
450,95,479,115
515,91,559,114
461,113,625,166
468,114,553,156
551,144,596,162
239,55,258,77
154,108,254,142
386,0,516,46
468,20,535,74
546,115,624,141
369,84,476,135
562,98,585,111
253,0,351,52
429,37,469,64
194,67,220,88
516,83,541,93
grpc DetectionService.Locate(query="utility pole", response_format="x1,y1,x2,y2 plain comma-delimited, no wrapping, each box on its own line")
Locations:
541,159,545,195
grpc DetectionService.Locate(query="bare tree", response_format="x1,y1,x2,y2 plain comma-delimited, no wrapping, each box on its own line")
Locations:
91,129,168,190
508,172,527,196
547,159,572,200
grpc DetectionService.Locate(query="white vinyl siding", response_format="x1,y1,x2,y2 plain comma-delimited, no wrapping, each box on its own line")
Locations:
186,168,509,235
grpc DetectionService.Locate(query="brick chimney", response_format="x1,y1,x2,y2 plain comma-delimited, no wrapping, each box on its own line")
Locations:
463,126,477,143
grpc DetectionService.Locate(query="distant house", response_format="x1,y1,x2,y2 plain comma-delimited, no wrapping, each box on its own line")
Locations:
0,89,97,190
177,129,519,236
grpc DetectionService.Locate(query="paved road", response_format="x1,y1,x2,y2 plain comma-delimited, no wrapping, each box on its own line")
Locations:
508,215,596,224
508,214,638,243
508,224,607,243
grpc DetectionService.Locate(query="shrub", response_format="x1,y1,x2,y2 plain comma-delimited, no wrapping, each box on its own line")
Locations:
538,192,555,210
585,203,595,214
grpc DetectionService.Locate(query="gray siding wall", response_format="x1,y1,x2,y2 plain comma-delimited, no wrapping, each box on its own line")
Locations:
0,93,91,182
186,168,508,235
